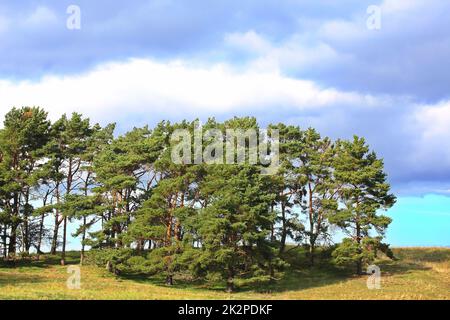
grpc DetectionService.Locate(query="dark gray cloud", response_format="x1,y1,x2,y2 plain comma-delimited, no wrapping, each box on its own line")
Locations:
0,0,372,77
1,1,450,196
3,1,449,101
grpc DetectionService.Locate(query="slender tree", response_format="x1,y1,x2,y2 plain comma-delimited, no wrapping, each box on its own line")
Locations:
92,126,155,250
268,123,304,255
0,107,50,258
298,128,337,266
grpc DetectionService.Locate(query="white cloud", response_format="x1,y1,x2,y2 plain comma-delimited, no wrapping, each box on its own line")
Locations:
405,100,450,167
223,30,343,73
415,100,450,139
224,30,272,54
0,6,58,33
22,6,58,28
0,58,378,125
381,0,427,14
318,19,367,43
222,1,450,90
0,55,449,196
0,14,10,34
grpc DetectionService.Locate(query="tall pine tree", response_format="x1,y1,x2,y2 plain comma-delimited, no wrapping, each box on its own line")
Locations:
330,136,396,274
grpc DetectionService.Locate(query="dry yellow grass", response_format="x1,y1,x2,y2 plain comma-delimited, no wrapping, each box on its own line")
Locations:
0,247,448,300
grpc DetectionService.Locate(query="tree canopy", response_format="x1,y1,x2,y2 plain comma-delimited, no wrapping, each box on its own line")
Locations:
0,107,396,291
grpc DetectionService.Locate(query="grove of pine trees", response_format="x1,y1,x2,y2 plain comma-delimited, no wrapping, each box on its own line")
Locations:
0,107,396,292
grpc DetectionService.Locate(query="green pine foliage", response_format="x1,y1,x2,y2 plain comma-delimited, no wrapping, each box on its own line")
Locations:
330,137,396,274
0,107,396,291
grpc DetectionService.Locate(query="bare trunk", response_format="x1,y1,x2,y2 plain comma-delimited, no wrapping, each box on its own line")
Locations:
308,182,315,266
166,217,173,246
309,242,315,266
226,266,235,293
37,191,50,260
279,202,287,255
80,216,86,265
36,213,45,259
50,219,59,255
270,204,275,242
61,160,73,265
61,216,67,266
2,224,8,259
8,225,17,258
166,274,173,286
51,183,61,255
80,172,91,265
356,220,362,275
8,193,19,258
23,189,31,253
106,260,113,273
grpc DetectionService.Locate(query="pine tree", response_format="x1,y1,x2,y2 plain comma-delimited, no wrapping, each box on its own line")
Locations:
0,106,398,289
62,123,115,264
297,128,337,266
268,123,305,255
43,113,94,264
188,118,282,292
125,120,202,285
193,164,279,292
330,136,396,274
0,107,50,258
92,126,155,251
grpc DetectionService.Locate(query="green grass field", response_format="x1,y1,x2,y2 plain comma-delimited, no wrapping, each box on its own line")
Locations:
0,247,448,300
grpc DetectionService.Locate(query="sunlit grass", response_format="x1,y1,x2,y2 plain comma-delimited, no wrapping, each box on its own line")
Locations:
0,248,448,300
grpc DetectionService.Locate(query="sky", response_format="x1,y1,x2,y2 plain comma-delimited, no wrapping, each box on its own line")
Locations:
0,0,449,247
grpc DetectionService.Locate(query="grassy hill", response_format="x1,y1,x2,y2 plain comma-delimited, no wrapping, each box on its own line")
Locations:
0,247,448,300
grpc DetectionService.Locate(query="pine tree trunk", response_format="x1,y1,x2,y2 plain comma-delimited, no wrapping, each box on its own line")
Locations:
308,182,315,267
356,259,362,275
8,194,19,258
309,242,315,266
269,261,275,282
166,274,173,286
50,218,59,255
61,217,67,266
106,260,113,273
8,225,16,258
226,265,235,293
61,161,73,265
37,192,49,260
23,189,31,254
80,172,91,265
80,216,86,265
36,212,45,260
2,224,8,259
270,204,275,242
279,203,287,254
23,216,29,254
51,184,61,255
356,221,363,275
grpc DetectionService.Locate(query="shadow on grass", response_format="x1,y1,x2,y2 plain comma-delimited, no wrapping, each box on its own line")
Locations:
377,247,449,276
0,251,81,269
115,264,353,294
1,248,447,294
392,248,450,263
132,247,447,294
0,271,49,286
377,259,431,276
115,248,356,294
